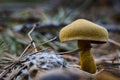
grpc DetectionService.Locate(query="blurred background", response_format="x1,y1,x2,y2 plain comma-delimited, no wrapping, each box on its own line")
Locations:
0,0,120,56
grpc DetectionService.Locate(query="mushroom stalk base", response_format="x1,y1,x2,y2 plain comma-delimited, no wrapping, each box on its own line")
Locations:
78,41,96,73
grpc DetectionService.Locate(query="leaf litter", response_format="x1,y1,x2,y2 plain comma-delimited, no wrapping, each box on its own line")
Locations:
0,24,120,80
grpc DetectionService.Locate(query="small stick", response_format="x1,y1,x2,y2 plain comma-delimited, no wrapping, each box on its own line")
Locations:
8,65,27,80
108,39,120,48
0,24,39,79
116,50,120,68
0,63,15,79
28,24,38,52
105,61,120,65
0,40,33,79
61,55,79,63
27,47,49,56
0,69,9,79
19,41,33,58
59,48,80,55
39,36,57,46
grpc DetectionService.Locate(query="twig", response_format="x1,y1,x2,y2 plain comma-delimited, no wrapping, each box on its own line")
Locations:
0,63,15,79
7,65,26,80
4,63,15,69
105,61,120,65
59,48,80,55
0,42,32,79
0,40,32,75
27,47,50,56
108,39,120,48
39,36,57,46
61,55,79,63
0,69,9,79
0,24,39,79
28,24,38,52
38,33,58,50
19,41,33,58
116,50,120,68
0,59,26,79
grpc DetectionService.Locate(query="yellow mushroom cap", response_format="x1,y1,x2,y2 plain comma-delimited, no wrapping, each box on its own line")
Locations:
59,19,108,43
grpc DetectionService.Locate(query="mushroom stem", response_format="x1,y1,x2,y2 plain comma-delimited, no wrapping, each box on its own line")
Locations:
78,41,96,73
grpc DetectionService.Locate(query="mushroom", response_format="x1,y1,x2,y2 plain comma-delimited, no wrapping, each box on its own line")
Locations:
59,19,108,73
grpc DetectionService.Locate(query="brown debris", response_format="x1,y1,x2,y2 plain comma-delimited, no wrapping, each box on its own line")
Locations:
96,68,120,80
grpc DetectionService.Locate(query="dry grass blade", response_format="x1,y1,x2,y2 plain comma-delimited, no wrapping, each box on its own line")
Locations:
0,59,26,79
0,63,15,79
0,53,17,60
4,65,26,80
0,24,38,80
0,42,31,79
0,70,10,79
2,41,32,70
